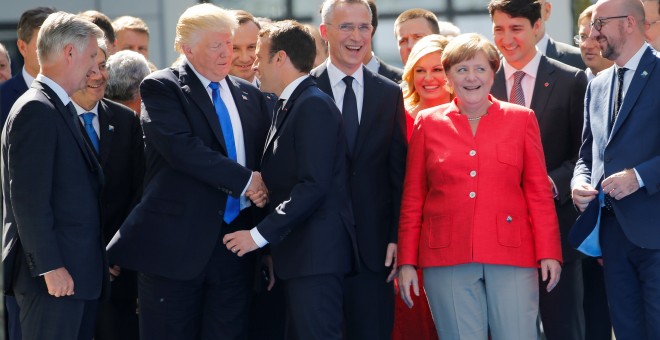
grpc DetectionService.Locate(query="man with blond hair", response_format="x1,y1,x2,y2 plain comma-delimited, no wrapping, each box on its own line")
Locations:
112,15,149,58
106,4,270,339
2,11,105,340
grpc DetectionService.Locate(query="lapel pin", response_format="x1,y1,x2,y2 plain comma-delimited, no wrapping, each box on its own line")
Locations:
241,92,248,101
642,70,648,78
544,82,549,87
108,125,114,131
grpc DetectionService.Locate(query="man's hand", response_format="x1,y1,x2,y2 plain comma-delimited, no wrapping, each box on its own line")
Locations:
540,259,562,292
109,265,121,282
385,243,398,282
246,172,268,208
571,183,598,212
397,265,419,308
262,255,276,291
223,230,259,257
602,169,640,200
44,267,74,297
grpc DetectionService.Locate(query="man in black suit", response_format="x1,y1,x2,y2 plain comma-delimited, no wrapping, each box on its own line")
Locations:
488,0,588,339
0,7,55,127
362,0,403,83
224,20,358,339
1,12,106,340
106,4,270,339
535,0,586,69
309,0,407,338
70,42,144,340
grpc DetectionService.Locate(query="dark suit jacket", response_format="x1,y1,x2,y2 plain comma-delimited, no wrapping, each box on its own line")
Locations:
257,76,358,280
546,37,586,70
107,63,270,280
310,64,407,272
376,56,403,84
573,47,660,249
491,56,588,262
2,80,107,300
0,73,29,127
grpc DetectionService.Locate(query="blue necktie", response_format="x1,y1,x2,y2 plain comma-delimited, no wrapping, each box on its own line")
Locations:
209,82,240,224
81,112,100,154
342,76,359,155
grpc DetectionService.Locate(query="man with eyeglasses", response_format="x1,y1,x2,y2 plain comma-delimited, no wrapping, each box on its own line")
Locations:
571,0,660,338
311,0,407,339
575,5,615,80
642,0,660,50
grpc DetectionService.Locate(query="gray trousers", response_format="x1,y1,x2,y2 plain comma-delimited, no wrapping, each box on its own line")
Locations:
424,263,539,340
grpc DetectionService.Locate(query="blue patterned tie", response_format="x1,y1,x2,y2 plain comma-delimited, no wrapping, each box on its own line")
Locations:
209,82,240,224
509,71,526,106
81,112,100,154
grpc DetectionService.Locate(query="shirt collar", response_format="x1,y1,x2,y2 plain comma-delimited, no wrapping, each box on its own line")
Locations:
186,59,229,90
35,74,72,107
363,52,380,74
326,59,364,88
536,34,550,55
503,50,542,80
71,100,100,115
21,66,35,89
279,75,309,106
618,43,649,73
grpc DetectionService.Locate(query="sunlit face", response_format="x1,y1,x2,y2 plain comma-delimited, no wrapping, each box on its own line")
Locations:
74,47,108,106
577,18,613,74
320,2,372,75
116,29,149,59
492,10,540,69
252,36,276,94
231,21,259,82
643,0,660,50
184,30,233,82
17,29,40,76
412,51,448,104
589,3,627,62
446,51,494,107
71,37,101,94
395,17,434,64
0,51,10,83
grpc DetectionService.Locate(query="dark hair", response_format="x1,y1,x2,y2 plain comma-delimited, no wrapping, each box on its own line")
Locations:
17,7,56,42
259,20,316,73
233,10,261,29
487,0,542,27
367,0,378,36
394,9,440,34
79,10,116,43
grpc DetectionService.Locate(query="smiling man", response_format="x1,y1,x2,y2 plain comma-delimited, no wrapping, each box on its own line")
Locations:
106,4,271,339
488,0,588,339
311,0,407,339
229,10,260,86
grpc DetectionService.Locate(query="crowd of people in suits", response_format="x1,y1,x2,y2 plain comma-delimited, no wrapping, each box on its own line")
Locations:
0,0,659,339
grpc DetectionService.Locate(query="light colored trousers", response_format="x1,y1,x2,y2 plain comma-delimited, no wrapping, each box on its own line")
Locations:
424,263,539,340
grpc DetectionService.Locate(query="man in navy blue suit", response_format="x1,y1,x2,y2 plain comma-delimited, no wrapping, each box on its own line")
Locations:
572,0,660,338
224,20,358,339
106,4,271,339
2,12,107,340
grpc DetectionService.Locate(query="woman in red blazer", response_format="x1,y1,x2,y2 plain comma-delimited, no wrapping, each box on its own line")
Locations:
397,33,562,340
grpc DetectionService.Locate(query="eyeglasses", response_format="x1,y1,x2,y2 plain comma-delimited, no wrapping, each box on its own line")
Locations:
573,34,589,45
648,19,660,26
591,15,628,32
327,23,372,34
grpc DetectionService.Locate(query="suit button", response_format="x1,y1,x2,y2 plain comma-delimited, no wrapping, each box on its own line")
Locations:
469,192,476,198
605,157,611,163
469,150,477,156
470,170,477,177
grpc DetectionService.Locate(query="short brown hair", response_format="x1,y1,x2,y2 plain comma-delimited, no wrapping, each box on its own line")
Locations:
113,16,149,36
259,20,316,73
441,33,500,74
233,10,261,29
394,9,440,34
17,7,56,43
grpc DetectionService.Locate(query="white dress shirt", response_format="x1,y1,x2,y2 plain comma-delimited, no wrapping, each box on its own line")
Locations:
72,101,100,137
326,59,365,122
502,50,543,109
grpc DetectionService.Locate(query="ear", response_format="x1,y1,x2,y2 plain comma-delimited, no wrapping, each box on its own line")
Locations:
181,44,194,60
275,50,287,66
532,18,542,35
63,43,75,63
16,39,28,57
320,24,328,41
542,1,552,22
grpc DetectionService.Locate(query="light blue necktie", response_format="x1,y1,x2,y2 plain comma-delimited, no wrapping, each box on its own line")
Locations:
81,112,100,154
209,82,240,224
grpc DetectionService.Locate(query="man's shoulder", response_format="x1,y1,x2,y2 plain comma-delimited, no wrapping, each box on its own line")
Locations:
1,74,27,94
101,98,139,120
547,38,585,69
364,66,400,92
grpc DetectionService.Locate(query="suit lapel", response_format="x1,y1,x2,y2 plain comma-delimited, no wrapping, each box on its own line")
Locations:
179,63,228,153
492,66,508,101
355,67,381,158
97,100,114,166
310,64,334,100
610,47,656,138
529,56,555,124
33,81,103,181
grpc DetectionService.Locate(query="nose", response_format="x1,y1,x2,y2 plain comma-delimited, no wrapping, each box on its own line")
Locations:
588,26,600,39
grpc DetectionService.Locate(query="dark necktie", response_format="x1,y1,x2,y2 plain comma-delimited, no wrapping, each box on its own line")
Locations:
81,112,100,154
612,67,628,126
509,71,526,107
342,76,359,155
209,82,240,224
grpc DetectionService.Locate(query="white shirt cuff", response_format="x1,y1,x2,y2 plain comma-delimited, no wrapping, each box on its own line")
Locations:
250,227,268,248
241,173,253,196
633,168,645,187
